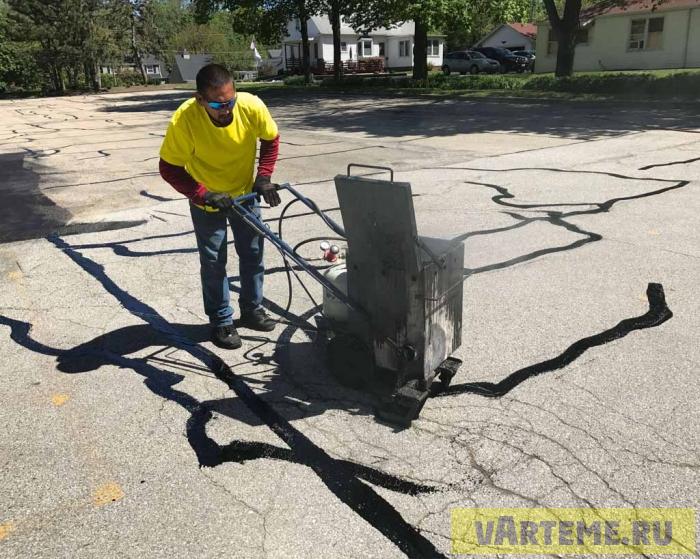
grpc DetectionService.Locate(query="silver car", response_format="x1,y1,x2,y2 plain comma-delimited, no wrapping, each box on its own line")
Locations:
441,51,500,75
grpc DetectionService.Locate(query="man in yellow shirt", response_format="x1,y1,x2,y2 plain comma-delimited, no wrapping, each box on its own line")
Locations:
159,64,281,349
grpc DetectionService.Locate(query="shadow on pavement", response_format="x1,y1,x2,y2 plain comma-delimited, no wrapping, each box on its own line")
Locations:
0,152,146,243
0,152,71,243
98,91,192,113
282,95,700,140
95,89,700,140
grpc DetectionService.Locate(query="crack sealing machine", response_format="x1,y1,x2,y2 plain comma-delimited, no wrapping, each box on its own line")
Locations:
231,164,464,426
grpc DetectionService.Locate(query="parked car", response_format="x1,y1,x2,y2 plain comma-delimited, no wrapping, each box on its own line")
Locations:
442,51,500,75
512,50,536,71
472,47,529,73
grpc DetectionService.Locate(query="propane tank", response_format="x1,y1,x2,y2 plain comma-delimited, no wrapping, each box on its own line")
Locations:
320,240,348,322
322,263,348,323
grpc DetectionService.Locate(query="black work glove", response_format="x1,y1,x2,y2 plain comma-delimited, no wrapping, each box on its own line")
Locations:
254,175,281,207
204,191,233,211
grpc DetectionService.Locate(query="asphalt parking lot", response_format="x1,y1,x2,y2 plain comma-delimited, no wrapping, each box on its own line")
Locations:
1,88,699,558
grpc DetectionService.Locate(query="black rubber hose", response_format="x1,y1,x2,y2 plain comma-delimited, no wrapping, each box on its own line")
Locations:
274,190,346,328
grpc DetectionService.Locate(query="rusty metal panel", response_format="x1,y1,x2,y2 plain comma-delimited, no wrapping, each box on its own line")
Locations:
334,175,421,354
334,173,464,386
419,236,464,377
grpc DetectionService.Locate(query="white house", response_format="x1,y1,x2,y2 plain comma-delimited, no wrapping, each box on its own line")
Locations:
535,0,700,72
475,23,537,52
282,16,444,72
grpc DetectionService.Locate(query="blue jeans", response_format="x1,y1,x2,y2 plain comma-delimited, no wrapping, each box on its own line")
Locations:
190,202,264,326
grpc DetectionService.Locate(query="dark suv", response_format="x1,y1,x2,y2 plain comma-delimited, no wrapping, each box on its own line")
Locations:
472,47,529,73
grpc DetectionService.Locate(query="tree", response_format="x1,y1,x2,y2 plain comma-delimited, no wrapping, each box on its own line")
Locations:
443,0,532,50
0,1,44,91
169,12,257,71
5,0,116,92
128,0,171,84
5,0,135,92
205,0,323,83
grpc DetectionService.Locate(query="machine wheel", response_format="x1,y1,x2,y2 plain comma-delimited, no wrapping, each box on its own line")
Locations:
327,334,373,390
469,65,479,75
375,380,430,428
437,357,462,387
429,356,463,396
442,65,451,75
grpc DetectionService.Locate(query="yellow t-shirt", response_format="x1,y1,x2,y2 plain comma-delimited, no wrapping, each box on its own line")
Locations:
159,92,278,198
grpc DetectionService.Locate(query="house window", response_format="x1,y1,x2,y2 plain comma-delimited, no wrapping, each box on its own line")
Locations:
647,17,664,49
340,41,347,53
399,40,411,57
629,19,646,49
629,17,664,50
427,39,439,56
145,65,160,75
547,28,557,55
357,38,372,57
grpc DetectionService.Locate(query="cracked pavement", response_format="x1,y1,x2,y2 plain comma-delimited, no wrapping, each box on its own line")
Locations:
0,89,699,558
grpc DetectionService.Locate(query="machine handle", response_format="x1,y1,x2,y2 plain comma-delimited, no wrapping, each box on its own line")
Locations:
347,163,394,182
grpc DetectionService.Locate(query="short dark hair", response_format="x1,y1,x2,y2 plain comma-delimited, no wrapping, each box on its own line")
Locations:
196,63,233,94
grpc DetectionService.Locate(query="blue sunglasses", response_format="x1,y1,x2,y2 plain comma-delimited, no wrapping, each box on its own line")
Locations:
207,97,236,110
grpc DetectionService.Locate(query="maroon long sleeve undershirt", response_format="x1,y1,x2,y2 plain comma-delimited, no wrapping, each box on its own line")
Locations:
158,135,280,204
158,159,208,205
257,134,280,178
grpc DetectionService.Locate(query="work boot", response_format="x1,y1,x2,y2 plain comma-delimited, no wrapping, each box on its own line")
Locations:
211,324,242,350
238,308,276,332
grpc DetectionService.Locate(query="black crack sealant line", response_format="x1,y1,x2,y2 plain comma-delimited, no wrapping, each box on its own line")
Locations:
0,314,433,498
41,234,447,559
426,167,689,277
435,283,672,398
434,167,690,215
139,190,180,202
640,155,700,171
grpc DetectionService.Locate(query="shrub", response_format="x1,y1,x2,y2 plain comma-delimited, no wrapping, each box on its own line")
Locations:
522,71,700,98
100,73,120,88
283,74,311,86
117,70,144,87
317,70,700,99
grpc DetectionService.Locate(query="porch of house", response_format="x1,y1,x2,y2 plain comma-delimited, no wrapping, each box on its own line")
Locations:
283,41,385,75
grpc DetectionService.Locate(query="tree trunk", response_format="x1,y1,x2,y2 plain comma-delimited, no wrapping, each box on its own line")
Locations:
131,11,148,84
543,0,582,78
297,0,311,84
84,62,95,91
49,65,62,93
86,61,101,92
412,16,428,81
330,1,342,81
54,65,65,93
554,27,577,77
